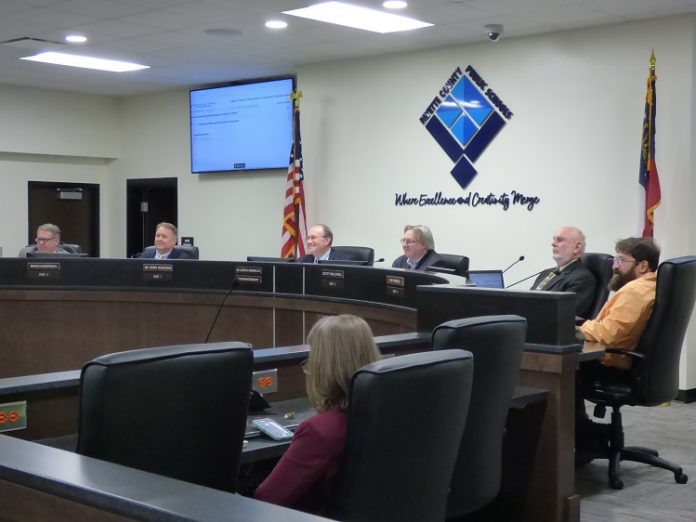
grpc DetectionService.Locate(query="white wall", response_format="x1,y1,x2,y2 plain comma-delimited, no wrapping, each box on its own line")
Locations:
1,15,695,387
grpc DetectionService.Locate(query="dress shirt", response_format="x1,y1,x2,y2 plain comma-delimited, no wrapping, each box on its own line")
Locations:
579,272,656,369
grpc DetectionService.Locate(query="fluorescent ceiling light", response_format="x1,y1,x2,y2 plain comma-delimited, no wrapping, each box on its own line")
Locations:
383,1,408,9
20,51,149,72
265,20,288,29
283,1,432,33
65,34,87,43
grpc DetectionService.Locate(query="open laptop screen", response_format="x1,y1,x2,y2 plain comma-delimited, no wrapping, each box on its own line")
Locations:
468,270,505,289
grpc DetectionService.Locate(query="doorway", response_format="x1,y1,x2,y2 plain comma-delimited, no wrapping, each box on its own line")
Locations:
126,178,178,258
28,181,100,257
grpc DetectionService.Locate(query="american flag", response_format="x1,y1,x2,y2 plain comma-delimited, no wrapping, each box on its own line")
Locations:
639,52,662,238
281,91,308,258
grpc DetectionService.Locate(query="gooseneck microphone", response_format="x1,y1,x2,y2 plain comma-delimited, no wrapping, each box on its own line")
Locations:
502,255,525,273
506,270,545,289
370,257,385,266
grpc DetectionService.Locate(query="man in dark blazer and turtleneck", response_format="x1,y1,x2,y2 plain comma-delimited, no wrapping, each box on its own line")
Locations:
391,225,443,271
532,226,596,319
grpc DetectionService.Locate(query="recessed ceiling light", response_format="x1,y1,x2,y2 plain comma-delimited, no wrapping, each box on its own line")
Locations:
65,34,87,43
265,20,288,29
383,1,408,9
20,52,149,72
283,1,432,33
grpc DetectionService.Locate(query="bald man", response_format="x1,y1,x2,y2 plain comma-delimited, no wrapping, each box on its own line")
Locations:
532,226,596,319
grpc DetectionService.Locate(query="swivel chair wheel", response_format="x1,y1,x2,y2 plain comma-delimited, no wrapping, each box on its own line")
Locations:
609,478,624,490
675,472,688,484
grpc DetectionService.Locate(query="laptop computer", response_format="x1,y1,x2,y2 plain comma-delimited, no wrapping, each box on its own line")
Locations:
468,269,505,289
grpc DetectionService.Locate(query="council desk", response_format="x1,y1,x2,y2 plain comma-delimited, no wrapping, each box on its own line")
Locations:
0,257,582,522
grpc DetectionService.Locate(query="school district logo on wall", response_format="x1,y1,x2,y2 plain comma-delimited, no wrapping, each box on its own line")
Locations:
420,66,513,189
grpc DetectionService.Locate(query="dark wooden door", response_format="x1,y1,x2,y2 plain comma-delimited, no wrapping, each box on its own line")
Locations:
28,181,100,256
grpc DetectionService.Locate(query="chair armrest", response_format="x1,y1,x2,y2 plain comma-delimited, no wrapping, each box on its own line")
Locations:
604,348,645,361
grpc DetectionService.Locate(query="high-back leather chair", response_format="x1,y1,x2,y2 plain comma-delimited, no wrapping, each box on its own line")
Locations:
60,243,83,254
325,350,474,522
430,253,470,277
76,341,253,492
581,256,696,489
581,252,614,319
432,315,527,517
332,245,375,264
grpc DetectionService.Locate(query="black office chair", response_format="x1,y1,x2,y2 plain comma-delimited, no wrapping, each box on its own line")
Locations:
325,350,474,522
76,341,253,492
580,256,696,489
581,252,614,319
430,253,470,277
332,245,375,264
139,245,199,259
432,315,527,518
60,243,83,254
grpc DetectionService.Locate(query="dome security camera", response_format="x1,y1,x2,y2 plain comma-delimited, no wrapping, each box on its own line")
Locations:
485,24,504,42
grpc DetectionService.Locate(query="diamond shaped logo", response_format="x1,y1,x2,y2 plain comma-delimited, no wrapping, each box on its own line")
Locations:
421,66,512,189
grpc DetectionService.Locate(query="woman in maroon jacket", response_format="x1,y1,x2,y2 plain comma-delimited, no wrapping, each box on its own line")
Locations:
255,314,381,514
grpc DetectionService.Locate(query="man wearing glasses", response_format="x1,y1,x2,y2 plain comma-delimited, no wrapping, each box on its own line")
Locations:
18,223,69,256
392,224,443,270
575,237,660,452
296,224,355,263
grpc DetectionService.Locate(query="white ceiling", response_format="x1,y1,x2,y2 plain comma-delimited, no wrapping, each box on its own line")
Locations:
1,0,695,97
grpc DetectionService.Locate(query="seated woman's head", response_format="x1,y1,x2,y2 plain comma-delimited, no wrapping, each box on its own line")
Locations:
305,314,381,412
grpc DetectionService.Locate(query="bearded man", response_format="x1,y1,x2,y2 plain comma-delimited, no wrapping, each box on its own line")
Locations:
574,237,660,452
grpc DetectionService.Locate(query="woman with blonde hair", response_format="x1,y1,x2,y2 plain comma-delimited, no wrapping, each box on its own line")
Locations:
255,314,381,514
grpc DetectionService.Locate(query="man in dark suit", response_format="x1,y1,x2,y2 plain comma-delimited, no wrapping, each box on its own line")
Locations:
139,222,194,260
296,224,355,263
392,225,443,270
532,226,596,319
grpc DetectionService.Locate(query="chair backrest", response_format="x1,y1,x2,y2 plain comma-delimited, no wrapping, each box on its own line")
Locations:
581,252,614,318
325,350,473,522
633,256,696,405
60,243,83,254
332,245,375,264
431,253,470,277
432,315,527,517
76,342,253,492
141,245,199,259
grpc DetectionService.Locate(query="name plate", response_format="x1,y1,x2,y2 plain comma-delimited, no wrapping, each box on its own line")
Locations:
386,286,405,298
386,275,405,287
142,263,173,281
321,269,345,280
322,279,345,290
26,261,61,280
235,266,262,285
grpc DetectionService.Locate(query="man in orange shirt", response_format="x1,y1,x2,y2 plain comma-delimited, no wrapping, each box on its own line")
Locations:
575,237,660,451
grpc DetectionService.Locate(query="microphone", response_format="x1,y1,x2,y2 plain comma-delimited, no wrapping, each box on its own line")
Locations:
204,277,239,342
369,257,385,266
502,255,525,273
506,269,545,289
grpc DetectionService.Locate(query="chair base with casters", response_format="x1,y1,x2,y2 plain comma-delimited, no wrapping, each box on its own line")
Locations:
579,349,689,490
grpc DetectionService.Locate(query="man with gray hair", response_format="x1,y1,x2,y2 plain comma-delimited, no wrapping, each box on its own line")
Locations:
18,223,69,256
532,225,596,318
392,225,443,271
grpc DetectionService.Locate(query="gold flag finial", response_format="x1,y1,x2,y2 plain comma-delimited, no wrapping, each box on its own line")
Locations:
289,89,303,108
649,50,656,70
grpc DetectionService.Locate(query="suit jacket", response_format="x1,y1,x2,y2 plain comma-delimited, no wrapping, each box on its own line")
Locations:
139,246,194,260
296,248,356,264
392,250,444,271
532,259,596,318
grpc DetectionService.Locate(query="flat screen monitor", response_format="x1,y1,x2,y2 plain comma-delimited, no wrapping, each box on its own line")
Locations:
190,76,295,173
26,252,89,258
316,259,370,267
246,256,292,263
468,270,505,288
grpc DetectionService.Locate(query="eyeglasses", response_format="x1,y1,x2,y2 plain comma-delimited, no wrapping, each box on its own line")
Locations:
613,256,637,266
306,235,327,241
400,238,420,245
36,237,56,243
